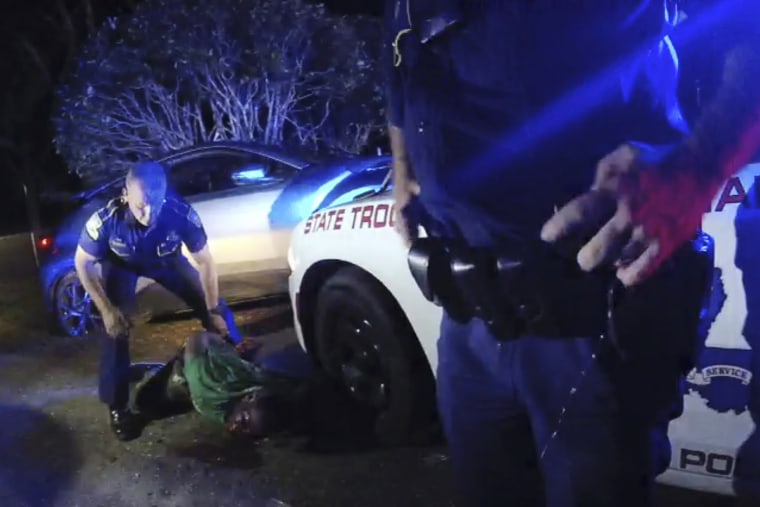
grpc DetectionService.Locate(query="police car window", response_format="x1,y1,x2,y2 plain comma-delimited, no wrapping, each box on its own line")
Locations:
167,153,298,196
166,158,213,197
209,155,298,192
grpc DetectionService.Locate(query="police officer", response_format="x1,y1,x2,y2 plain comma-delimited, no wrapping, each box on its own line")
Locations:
74,161,238,441
386,0,760,505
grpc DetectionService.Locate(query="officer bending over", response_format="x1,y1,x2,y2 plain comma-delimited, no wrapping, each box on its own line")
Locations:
74,161,235,441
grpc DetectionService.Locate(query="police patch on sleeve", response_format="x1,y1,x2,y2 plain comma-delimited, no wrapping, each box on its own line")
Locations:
85,212,103,240
187,207,203,229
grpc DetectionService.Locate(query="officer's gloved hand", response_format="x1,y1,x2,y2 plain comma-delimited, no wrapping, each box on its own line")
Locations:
541,143,716,287
235,337,263,356
103,306,131,338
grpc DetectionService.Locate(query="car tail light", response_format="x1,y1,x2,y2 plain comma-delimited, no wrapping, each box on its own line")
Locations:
37,236,54,252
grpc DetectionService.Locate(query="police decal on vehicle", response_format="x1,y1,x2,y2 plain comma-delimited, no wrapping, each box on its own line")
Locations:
677,446,738,478
304,203,397,234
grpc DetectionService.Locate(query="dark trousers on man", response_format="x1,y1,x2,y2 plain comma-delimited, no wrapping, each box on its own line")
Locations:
436,311,690,507
420,227,712,507
98,257,240,410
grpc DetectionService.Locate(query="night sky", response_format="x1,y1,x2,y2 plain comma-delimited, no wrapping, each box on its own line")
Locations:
0,0,382,235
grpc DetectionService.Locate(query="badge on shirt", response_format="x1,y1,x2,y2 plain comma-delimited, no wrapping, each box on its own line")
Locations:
85,213,103,240
157,231,181,257
108,237,134,259
187,207,202,229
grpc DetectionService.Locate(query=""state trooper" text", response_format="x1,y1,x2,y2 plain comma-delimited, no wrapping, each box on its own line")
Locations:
304,203,396,234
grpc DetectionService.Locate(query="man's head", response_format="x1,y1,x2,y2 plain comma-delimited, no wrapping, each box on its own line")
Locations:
225,391,279,437
124,161,168,226
226,392,268,437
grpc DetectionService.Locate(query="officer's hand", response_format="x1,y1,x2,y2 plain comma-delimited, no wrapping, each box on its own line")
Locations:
392,175,421,247
540,144,712,287
235,337,262,355
102,307,131,338
209,313,229,336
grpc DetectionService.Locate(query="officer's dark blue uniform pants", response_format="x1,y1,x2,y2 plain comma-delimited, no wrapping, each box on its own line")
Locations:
436,313,685,507
98,258,240,410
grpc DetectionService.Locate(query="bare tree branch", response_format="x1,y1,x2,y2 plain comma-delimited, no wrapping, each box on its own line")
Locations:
52,0,385,182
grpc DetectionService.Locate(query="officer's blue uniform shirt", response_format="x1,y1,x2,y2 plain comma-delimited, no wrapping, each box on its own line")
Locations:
78,196,208,271
385,0,758,246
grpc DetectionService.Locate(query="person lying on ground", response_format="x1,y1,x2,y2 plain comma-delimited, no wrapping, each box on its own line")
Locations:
182,331,308,437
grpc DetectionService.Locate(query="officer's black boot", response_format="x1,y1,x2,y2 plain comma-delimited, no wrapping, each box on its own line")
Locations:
109,408,145,442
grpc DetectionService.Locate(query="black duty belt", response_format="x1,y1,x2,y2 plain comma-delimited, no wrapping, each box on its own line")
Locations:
408,238,611,341
407,234,714,352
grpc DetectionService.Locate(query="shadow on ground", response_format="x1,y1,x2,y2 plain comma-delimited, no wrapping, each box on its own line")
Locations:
0,403,82,507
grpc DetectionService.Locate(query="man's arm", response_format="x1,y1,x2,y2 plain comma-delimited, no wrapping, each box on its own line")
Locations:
389,125,418,192
188,244,220,311
385,0,423,244
384,0,406,130
385,0,411,176
622,0,760,274
74,210,115,315
542,0,760,285
74,246,115,316
178,204,219,310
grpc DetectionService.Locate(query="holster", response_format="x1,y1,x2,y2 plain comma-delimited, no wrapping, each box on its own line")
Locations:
408,232,714,354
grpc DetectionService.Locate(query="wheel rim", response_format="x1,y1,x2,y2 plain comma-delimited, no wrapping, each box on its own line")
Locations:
324,312,390,411
57,277,103,337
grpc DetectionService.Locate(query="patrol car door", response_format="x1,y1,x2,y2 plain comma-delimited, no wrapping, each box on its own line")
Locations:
659,150,760,495
167,152,297,299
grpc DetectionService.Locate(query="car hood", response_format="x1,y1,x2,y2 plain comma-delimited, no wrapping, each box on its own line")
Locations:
268,155,391,228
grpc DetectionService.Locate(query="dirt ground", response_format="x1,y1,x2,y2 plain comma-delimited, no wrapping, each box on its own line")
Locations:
0,305,459,507
0,235,455,507
0,234,742,507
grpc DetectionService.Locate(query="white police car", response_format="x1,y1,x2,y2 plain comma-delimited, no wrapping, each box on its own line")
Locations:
287,160,760,497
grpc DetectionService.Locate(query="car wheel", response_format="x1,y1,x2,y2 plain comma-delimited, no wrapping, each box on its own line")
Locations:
313,266,437,446
53,270,103,338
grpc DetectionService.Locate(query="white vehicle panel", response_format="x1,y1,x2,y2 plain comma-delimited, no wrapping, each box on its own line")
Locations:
132,186,292,296
190,187,290,273
665,162,760,495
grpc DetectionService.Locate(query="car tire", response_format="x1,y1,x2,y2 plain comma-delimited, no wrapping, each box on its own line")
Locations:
53,270,105,338
54,270,158,338
313,266,437,446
